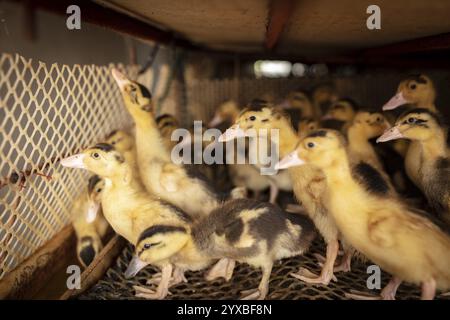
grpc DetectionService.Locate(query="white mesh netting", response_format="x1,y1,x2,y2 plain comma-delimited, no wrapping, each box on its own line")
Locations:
0,53,138,279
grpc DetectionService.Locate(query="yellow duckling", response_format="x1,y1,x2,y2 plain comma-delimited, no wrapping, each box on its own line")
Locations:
321,98,357,134
347,111,391,171
71,175,109,268
278,129,450,300
382,74,436,112
111,69,220,218
220,106,343,285
219,101,293,204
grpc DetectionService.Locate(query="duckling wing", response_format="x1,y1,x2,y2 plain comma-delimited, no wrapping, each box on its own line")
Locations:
367,213,397,248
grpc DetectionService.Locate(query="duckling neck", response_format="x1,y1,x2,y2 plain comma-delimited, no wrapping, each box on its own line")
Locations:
420,130,447,161
347,126,378,162
134,113,171,162
321,149,354,186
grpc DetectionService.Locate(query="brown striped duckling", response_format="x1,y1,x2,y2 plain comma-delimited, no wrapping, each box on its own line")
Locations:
377,108,450,225
278,129,450,300
127,197,316,300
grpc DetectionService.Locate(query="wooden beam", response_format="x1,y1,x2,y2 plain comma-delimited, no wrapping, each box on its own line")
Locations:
365,32,450,57
0,225,75,299
60,235,126,299
265,0,295,50
14,0,202,50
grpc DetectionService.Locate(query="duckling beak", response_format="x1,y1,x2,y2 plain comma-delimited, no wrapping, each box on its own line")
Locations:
382,92,408,111
208,113,224,127
124,255,149,279
60,154,86,169
376,126,404,143
86,200,100,223
111,68,131,91
274,151,305,170
218,125,246,142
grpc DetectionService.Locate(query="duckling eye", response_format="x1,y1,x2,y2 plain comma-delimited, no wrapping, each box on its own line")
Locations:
143,242,161,250
408,117,416,123
111,141,116,145
92,152,100,159
307,142,315,148
410,84,417,90
376,117,381,122
96,188,102,193
249,116,256,121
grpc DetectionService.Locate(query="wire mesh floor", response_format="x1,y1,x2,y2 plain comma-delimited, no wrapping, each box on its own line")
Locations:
77,238,450,300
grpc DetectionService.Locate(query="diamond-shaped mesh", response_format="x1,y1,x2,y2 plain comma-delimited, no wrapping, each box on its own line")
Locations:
0,53,137,280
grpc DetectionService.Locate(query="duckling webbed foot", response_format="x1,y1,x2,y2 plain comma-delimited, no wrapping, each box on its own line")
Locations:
291,240,339,285
146,267,187,286
205,258,235,282
134,264,172,300
345,276,401,300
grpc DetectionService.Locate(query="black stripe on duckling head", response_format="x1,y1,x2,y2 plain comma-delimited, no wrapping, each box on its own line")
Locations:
307,130,328,138
137,83,152,99
399,108,445,128
79,236,96,266
88,175,102,194
93,143,115,152
337,97,359,110
247,99,269,111
353,161,389,196
406,74,428,84
137,225,187,244
321,118,345,131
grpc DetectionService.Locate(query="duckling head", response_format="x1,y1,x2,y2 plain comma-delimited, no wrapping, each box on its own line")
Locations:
111,68,154,116
312,83,337,108
77,235,102,268
105,130,134,154
322,99,357,122
61,143,128,180
350,111,390,139
85,175,104,223
218,102,287,142
275,129,345,170
377,108,445,143
288,90,313,117
298,118,320,138
124,225,189,278
208,100,239,127
383,74,435,110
